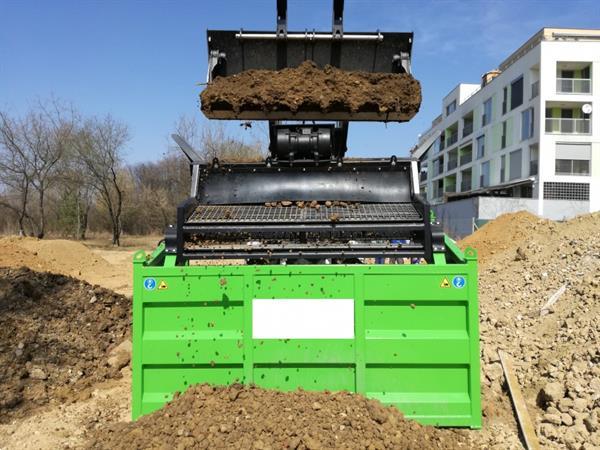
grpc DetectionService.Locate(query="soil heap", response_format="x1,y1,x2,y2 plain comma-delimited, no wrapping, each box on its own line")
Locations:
87,383,472,450
462,212,600,449
200,61,421,120
0,237,131,295
0,267,131,422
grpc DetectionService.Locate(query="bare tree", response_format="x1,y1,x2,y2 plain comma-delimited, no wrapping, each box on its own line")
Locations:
73,115,129,246
0,111,36,235
173,115,266,163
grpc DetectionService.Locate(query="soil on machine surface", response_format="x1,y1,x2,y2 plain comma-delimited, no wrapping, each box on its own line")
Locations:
87,383,473,450
0,267,131,422
200,61,422,120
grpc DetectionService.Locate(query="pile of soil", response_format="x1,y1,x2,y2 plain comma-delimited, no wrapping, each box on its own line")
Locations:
459,211,545,263
200,61,421,120
462,212,600,448
0,237,131,295
87,384,472,449
0,267,131,422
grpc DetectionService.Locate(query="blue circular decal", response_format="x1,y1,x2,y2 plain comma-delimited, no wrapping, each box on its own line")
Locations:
452,276,466,289
144,278,157,290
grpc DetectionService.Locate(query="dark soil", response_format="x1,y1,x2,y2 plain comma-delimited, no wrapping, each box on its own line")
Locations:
200,61,421,120
0,267,131,422
87,383,473,449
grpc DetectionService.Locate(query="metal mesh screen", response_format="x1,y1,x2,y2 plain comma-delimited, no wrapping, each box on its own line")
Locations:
187,203,421,224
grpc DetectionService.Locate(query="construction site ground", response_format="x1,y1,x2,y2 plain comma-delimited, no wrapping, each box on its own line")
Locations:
0,211,598,449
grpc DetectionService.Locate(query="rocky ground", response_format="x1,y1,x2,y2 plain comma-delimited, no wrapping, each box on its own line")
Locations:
0,268,131,422
463,211,600,449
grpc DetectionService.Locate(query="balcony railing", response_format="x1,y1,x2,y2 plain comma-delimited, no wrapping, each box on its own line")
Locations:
462,122,473,137
460,180,472,192
556,78,591,94
447,131,458,147
420,171,427,182
460,152,472,166
447,158,458,171
545,118,591,134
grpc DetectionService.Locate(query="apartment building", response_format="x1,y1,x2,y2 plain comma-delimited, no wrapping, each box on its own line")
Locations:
411,28,600,236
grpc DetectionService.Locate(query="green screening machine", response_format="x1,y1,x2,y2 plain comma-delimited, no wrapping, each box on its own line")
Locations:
132,0,481,428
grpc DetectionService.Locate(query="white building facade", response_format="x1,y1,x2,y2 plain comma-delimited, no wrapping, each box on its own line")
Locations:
411,28,600,234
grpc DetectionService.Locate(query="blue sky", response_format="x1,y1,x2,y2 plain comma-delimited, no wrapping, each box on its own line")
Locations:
1,0,599,163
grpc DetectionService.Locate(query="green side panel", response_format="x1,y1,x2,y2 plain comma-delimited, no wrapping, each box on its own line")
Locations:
132,245,481,428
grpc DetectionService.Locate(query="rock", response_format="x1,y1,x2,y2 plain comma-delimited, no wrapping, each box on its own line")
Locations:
486,363,504,381
559,397,574,412
562,413,574,426
573,397,589,413
540,423,559,439
584,415,599,433
541,382,565,405
107,339,132,369
311,401,322,411
543,413,562,425
28,367,48,380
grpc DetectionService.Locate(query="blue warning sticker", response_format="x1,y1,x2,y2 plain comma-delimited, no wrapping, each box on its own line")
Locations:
452,276,466,289
144,278,157,290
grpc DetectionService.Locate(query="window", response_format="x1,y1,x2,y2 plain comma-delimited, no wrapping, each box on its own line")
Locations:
556,159,590,175
530,145,538,176
544,182,590,200
480,161,490,187
555,143,591,175
521,107,534,140
511,76,524,110
482,98,492,126
501,121,507,149
502,87,508,115
500,155,506,183
509,149,522,180
446,100,456,116
476,135,485,159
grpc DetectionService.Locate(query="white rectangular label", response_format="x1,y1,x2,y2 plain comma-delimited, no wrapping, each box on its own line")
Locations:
252,299,354,339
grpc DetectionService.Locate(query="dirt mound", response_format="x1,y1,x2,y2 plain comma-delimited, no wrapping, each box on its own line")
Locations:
0,237,131,295
474,212,600,448
0,267,131,422
459,211,545,262
200,61,421,120
87,384,472,449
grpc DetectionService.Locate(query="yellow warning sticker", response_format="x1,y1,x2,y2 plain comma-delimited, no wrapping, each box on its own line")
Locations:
440,277,450,288
158,280,168,290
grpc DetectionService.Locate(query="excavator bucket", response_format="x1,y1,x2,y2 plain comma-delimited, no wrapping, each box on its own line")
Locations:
201,1,419,122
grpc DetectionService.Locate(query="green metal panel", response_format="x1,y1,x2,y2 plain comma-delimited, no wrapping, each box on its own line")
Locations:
132,240,481,428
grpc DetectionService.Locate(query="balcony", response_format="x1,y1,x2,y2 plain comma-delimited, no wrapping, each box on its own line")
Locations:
447,157,458,171
460,180,472,192
462,122,473,138
557,78,591,94
545,118,591,134
447,131,458,147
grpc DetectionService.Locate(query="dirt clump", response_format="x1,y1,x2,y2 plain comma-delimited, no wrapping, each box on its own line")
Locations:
0,267,131,422
87,383,473,449
201,61,421,120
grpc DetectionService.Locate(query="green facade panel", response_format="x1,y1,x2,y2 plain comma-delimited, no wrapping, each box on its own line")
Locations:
132,240,481,428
